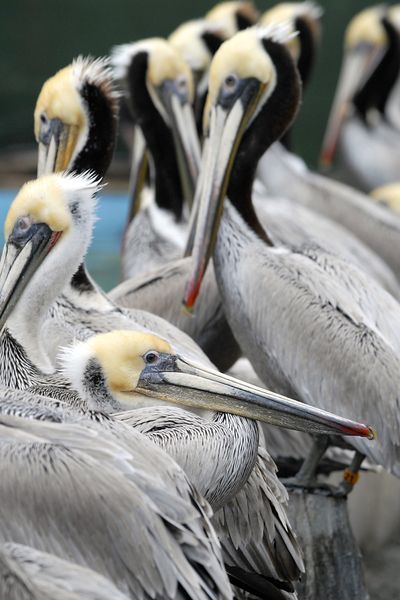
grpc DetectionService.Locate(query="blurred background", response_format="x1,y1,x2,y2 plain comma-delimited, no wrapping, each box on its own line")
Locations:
0,0,382,177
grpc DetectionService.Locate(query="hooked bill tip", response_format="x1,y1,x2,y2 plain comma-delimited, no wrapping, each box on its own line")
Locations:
339,421,375,439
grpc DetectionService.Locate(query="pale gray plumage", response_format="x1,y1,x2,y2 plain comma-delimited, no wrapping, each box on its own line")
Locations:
109,257,241,371
44,285,212,367
122,190,188,280
336,116,400,192
253,180,400,299
0,543,129,600
184,22,396,479
115,405,304,591
213,200,400,475
0,411,232,600
257,142,400,281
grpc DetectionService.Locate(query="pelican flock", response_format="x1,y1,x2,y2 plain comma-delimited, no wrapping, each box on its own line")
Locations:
2,1,400,599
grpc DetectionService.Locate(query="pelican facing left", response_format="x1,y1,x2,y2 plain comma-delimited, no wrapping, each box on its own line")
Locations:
184,24,399,476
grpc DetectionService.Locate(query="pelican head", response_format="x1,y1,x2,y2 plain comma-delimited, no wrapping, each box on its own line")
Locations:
320,5,389,167
35,57,118,179
169,19,226,80
0,173,98,329
61,329,374,439
260,2,322,85
206,1,259,37
112,38,200,203
370,182,400,212
183,25,301,308
169,20,227,133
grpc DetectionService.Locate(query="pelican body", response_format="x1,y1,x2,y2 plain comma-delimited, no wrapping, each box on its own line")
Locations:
0,409,232,600
256,143,400,291
184,27,398,476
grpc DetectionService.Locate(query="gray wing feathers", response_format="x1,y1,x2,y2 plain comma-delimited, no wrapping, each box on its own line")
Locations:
1,543,129,599
253,192,400,298
231,240,400,474
258,143,400,279
213,446,304,583
0,414,232,600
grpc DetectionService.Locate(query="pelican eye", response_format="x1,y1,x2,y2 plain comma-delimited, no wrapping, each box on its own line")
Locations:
15,216,32,233
40,113,48,125
223,74,239,92
144,350,160,365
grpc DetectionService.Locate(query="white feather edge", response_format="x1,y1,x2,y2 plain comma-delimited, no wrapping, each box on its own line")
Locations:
71,55,121,102
254,22,299,45
58,339,95,394
110,39,164,80
292,1,323,21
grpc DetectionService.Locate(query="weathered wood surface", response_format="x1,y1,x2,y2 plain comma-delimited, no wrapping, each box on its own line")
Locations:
287,488,369,600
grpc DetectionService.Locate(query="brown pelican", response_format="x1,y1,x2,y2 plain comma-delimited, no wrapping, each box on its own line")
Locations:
111,5,399,367
58,328,373,596
111,39,200,280
205,1,259,37
0,543,130,599
183,25,400,477
0,411,232,599
320,6,400,191
0,166,373,598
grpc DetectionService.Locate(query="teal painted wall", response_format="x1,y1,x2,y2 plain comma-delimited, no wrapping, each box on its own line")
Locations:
0,0,379,165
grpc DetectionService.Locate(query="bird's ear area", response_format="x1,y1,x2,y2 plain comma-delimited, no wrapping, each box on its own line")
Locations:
236,8,258,31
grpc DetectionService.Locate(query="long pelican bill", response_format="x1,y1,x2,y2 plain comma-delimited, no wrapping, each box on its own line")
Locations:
0,223,61,329
158,79,201,203
136,353,374,438
320,42,385,168
37,117,81,177
126,126,149,224
183,78,266,309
